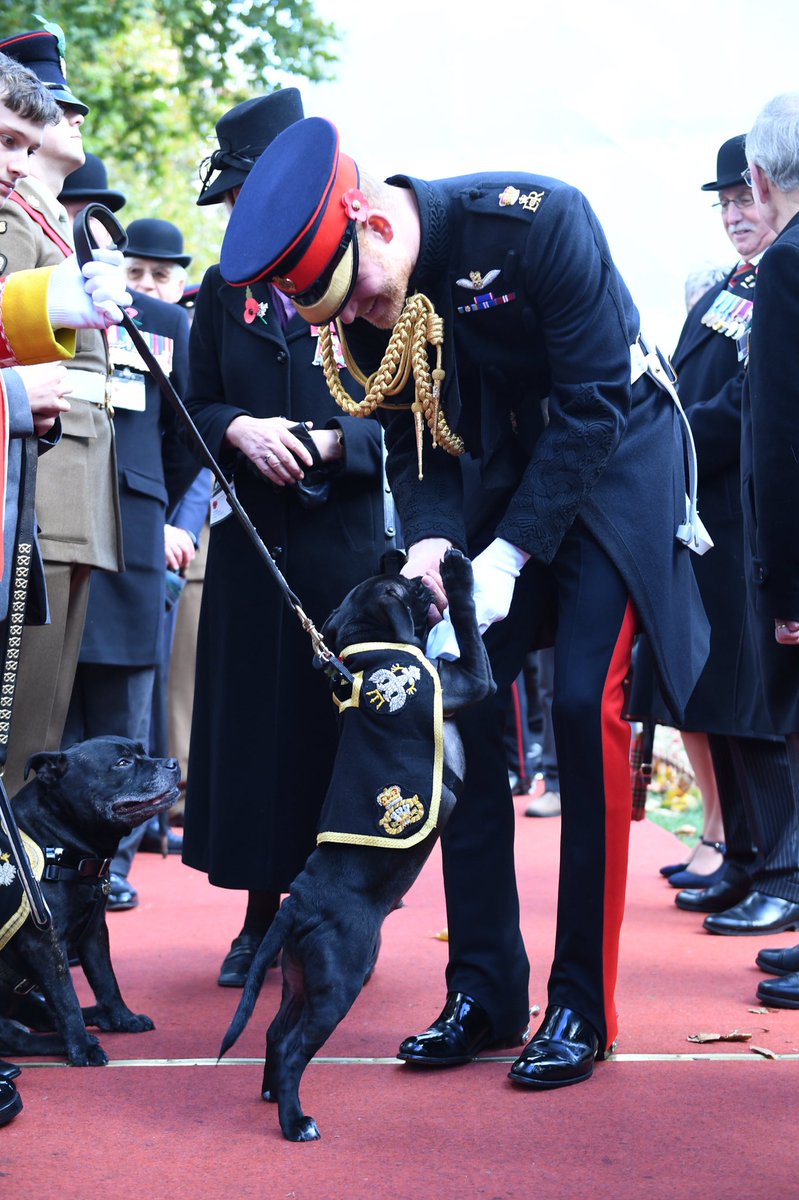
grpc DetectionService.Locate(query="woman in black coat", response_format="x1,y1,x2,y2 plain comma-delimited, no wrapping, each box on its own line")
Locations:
181,93,387,984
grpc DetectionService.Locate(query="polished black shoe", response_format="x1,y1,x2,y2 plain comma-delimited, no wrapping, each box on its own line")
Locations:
756,942,799,976
703,892,799,936
106,873,139,912
397,992,528,1067
674,871,751,914
0,1061,20,1081
217,933,263,988
756,970,799,1008
0,1078,21,1127
508,1005,603,1090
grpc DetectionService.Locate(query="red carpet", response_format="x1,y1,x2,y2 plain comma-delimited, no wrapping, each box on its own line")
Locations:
4,797,798,1198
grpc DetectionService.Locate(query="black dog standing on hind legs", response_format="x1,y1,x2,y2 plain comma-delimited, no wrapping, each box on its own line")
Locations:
219,549,496,1141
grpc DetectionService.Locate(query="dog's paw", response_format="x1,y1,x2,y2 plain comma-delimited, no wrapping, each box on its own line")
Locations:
440,547,471,590
68,1038,109,1067
122,1013,155,1033
285,1116,321,1142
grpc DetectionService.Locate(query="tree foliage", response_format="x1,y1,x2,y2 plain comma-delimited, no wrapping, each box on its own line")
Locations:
2,2,339,276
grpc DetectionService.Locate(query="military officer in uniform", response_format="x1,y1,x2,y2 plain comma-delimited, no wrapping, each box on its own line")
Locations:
218,118,710,1088
0,29,124,796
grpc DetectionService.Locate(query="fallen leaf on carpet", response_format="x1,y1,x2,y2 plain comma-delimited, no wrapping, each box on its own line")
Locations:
687,1030,752,1043
750,1045,777,1059
433,929,449,941
748,1007,780,1015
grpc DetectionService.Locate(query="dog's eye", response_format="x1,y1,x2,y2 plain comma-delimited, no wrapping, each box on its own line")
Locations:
114,757,133,768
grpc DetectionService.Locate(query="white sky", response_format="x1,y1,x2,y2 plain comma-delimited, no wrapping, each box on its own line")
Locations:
300,0,799,348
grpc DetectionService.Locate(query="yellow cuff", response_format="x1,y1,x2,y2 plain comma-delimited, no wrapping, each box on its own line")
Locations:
2,268,76,363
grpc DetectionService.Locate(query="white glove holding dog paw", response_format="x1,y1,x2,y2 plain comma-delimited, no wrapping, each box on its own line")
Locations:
426,537,530,661
471,537,530,634
47,250,131,330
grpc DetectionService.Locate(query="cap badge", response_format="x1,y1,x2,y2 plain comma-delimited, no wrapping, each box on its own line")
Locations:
456,268,500,291
499,186,520,207
498,186,546,213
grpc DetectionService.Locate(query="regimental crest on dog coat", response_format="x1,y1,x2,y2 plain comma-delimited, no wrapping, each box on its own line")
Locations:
317,643,444,850
0,830,44,951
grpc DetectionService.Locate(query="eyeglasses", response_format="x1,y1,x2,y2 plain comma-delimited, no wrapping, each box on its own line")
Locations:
742,167,753,187
712,192,755,213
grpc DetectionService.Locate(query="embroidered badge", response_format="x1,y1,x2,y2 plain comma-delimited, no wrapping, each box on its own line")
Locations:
376,785,425,835
366,663,421,712
0,853,16,887
244,285,269,327
499,186,520,207
457,290,517,315
456,269,501,291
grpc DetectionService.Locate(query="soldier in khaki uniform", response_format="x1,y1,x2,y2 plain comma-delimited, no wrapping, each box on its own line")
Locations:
0,29,123,794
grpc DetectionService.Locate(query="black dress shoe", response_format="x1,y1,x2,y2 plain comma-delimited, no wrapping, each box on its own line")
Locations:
0,1078,21,1127
703,892,799,936
674,871,751,914
0,1061,20,1081
217,933,263,988
508,1005,603,1090
756,943,799,976
397,992,528,1067
756,970,799,1008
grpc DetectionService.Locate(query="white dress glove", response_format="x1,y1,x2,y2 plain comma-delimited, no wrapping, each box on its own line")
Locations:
471,537,530,634
47,250,131,329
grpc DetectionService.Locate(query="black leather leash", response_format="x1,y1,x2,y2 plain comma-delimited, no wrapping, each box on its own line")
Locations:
73,204,353,685
0,438,52,929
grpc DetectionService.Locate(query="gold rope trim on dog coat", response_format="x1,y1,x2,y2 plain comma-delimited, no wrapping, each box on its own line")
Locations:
317,293,465,480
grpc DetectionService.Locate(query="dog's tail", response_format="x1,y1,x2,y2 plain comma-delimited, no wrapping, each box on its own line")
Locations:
217,904,289,1060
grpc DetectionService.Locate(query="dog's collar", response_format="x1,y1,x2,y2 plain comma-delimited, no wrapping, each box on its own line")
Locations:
43,847,113,889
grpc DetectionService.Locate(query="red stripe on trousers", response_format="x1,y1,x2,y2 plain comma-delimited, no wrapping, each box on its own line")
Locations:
601,598,637,1049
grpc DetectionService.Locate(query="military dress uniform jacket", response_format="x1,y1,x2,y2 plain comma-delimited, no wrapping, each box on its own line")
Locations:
0,177,123,572
348,173,709,721
181,266,388,891
77,291,196,667
661,272,775,734
741,211,799,733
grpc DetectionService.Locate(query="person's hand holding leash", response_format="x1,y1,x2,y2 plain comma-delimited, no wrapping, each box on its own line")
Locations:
47,250,131,329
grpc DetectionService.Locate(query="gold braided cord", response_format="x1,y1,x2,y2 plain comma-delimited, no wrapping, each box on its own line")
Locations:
317,293,465,480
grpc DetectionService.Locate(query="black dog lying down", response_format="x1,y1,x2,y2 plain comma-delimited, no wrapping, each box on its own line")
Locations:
220,549,495,1141
0,738,180,1065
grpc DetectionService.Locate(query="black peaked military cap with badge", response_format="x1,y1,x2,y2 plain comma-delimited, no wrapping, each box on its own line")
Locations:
197,88,305,207
59,152,127,212
0,26,88,115
221,117,366,325
700,135,748,191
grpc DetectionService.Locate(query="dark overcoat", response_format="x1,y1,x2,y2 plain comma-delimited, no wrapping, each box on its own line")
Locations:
662,273,774,733
181,267,387,891
348,173,709,719
79,291,196,666
741,211,799,733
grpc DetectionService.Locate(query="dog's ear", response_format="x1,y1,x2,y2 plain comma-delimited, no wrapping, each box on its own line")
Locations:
377,588,417,644
24,750,69,785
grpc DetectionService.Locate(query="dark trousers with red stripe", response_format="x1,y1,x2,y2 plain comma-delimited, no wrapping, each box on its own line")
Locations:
440,520,636,1050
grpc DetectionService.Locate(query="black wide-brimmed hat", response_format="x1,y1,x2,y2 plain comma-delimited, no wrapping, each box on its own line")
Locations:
221,117,365,325
0,29,89,116
701,135,748,191
123,219,192,268
58,153,127,211
197,89,305,207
